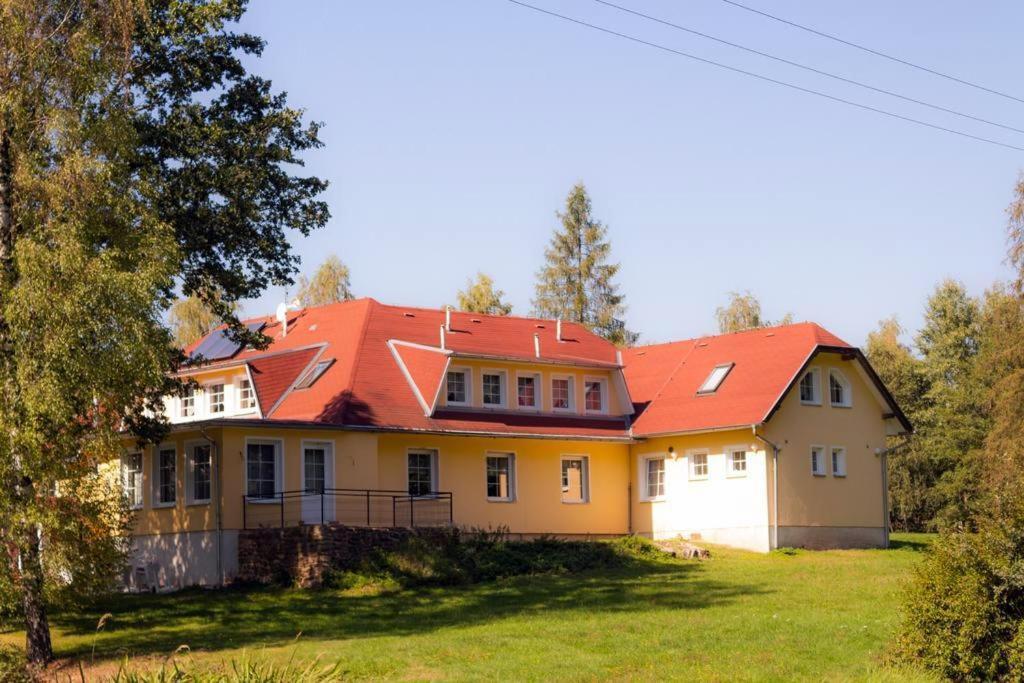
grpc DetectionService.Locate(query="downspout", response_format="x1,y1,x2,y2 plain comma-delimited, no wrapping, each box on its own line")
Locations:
198,426,222,585
752,426,781,550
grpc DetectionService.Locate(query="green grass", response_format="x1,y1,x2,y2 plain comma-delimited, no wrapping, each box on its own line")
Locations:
2,534,936,681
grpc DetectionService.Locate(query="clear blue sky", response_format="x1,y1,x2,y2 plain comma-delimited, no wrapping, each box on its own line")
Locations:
237,0,1021,347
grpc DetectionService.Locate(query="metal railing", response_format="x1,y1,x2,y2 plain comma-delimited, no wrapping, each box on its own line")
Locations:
241,488,454,530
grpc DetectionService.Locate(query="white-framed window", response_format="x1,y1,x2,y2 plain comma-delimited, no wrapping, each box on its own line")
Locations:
810,445,826,476
697,363,734,394
561,456,589,503
245,439,282,501
831,446,847,477
237,377,256,412
186,443,212,504
516,372,541,410
407,449,438,497
122,452,144,509
481,370,506,407
551,375,575,412
295,359,334,390
726,447,748,477
829,369,852,407
689,451,709,480
180,386,196,418
799,368,821,405
445,367,471,406
207,383,225,414
153,445,176,507
641,456,666,501
584,376,607,414
485,452,515,502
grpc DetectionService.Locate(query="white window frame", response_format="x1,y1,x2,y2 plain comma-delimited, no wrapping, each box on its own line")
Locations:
515,371,542,411
152,444,177,508
829,369,853,408
560,455,590,504
831,446,847,477
407,448,439,498
206,381,226,415
444,366,472,407
799,368,821,405
697,362,734,395
185,440,213,505
583,376,608,415
688,449,709,481
236,376,257,413
484,451,516,503
810,444,827,477
122,451,144,510
180,386,196,419
244,437,284,503
725,446,748,478
300,439,335,495
551,374,576,413
480,369,508,409
639,454,666,502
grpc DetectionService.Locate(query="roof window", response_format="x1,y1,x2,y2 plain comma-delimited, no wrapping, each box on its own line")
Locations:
295,359,334,389
697,363,734,395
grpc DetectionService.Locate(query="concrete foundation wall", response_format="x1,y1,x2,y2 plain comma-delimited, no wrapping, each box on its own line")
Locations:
124,530,238,590
776,525,886,549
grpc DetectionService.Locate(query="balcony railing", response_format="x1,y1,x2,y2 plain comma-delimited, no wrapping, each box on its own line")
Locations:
241,488,454,530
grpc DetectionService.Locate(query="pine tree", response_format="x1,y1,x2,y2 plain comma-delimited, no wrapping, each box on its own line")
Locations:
533,183,636,345
297,255,354,308
455,272,512,315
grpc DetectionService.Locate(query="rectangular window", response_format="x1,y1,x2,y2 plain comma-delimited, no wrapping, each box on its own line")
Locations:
486,453,515,501
552,376,574,411
295,359,334,389
727,449,747,476
831,447,847,477
408,449,437,497
482,372,505,406
189,444,212,503
690,452,708,480
180,387,195,418
561,456,589,503
156,447,176,505
811,446,826,476
208,383,225,414
238,379,256,411
645,457,665,499
246,441,278,499
584,378,605,413
829,370,851,407
304,446,326,494
517,375,538,409
446,370,468,404
799,369,820,404
698,363,734,394
123,452,143,508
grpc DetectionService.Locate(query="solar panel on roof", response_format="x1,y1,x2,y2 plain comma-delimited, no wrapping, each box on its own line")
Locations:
190,321,265,361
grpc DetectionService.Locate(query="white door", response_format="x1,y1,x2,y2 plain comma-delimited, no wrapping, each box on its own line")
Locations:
302,443,334,523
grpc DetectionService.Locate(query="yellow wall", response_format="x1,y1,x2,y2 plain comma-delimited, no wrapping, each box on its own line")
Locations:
761,355,888,529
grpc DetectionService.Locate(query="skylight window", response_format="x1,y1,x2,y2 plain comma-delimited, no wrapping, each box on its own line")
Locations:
697,363,734,394
295,359,334,389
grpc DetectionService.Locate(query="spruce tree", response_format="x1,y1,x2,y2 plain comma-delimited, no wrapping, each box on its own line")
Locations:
533,183,636,345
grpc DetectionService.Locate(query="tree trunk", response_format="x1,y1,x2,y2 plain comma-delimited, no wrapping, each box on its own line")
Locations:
18,523,53,666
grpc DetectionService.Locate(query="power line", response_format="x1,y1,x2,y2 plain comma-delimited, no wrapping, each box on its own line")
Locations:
719,0,1024,106
503,0,1024,153
591,0,1024,136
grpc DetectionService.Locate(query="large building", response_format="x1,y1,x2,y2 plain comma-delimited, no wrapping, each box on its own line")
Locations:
118,298,910,588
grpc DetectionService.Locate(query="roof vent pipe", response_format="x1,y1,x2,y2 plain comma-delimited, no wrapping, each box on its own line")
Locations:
534,333,541,358
556,318,562,342
440,325,446,351
276,299,299,337
445,305,452,332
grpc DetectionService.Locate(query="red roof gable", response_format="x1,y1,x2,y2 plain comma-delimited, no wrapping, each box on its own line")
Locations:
248,347,320,416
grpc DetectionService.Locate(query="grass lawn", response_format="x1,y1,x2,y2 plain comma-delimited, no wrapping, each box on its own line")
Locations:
2,534,935,681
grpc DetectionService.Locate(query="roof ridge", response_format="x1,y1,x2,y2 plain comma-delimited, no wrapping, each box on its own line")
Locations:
374,300,594,328
629,321,835,351
342,298,380,403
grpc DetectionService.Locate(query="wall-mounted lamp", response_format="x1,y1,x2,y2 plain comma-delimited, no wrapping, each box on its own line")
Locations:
668,446,677,460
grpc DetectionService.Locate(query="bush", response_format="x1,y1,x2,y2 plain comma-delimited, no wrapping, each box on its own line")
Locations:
892,514,1024,680
0,644,30,683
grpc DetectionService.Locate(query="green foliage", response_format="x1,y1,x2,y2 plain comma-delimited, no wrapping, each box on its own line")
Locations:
0,644,29,683
533,183,637,345
110,649,346,682
296,255,353,308
168,291,239,348
455,272,512,315
715,291,793,334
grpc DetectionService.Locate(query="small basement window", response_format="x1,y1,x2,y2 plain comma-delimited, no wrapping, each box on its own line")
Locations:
295,359,334,389
697,363,734,394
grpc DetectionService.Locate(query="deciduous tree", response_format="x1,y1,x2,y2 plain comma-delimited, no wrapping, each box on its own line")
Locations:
296,255,353,308
715,291,792,333
455,272,512,315
168,291,239,348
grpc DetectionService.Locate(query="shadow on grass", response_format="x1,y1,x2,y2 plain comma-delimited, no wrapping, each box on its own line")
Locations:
888,535,935,552
55,557,765,661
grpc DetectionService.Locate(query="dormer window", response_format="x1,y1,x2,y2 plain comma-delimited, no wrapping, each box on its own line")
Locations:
238,378,256,411
697,363,734,395
482,371,506,407
584,377,607,414
180,386,195,418
517,373,540,409
829,370,852,407
207,383,225,414
446,369,469,405
552,375,575,412
799,368,821,405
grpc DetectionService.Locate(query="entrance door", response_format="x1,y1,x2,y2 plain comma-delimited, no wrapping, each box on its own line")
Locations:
302,442,334,523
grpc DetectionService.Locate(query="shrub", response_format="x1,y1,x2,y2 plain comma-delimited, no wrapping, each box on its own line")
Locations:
0,645,30,683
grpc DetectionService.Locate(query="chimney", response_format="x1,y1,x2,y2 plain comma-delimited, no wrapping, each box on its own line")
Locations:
534,332,541,358
556,318,562,342
440,324,446,351
276,302,289,337
445,305,452,332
